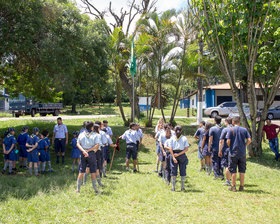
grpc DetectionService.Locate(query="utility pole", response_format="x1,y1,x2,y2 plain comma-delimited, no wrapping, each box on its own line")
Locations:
197,39,204,124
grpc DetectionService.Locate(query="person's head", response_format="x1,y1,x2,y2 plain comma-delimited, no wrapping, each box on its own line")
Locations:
266,119,272,125
214,116,222,125
57,117,62,125
83,121,87,129
225,117,232,126
93,124,100,133
103,120,108,127
158,118,164,125
129,122,137,130
158,123,163,129
200,121,206,128
86,121,94,132
39,133,44,139
95,121,103,129
165,128,171,139
174,126,183,138
163,123,169,130
102,127,107,133
42,130,49,138
205,122,212,133
33,127,40,135
135,123,140,130
72,131,79,138
8,127,15,136
233,116,240,126
22,126,29,133
167,123,173,130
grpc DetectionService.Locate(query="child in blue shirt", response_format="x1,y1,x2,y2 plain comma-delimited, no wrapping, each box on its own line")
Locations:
41,130,54,172
103,120,113,139
38,133,48,173
194,121,206,171
209,116,224,179
71,131,81,172
2,128,17,175
119,123,138,172
102,128,116,177
201,122,212,175
26,127,40,176
17,126,29,169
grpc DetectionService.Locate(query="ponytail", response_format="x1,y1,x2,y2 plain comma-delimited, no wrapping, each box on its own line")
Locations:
174,125,183,138
94,124,100,134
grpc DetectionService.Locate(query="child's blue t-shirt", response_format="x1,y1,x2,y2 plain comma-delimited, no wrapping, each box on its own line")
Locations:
226,126,251,157
27,134,40,149
17,132,29,145
71,138,78,149
37,138,48,150
195,127,205,148
4,134,17,151
209,125,224,151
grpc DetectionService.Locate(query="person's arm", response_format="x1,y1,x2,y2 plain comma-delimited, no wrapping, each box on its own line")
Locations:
246,138,252,146
262,131,266,142
159,141,166,156
169,146,178,164
27,142,38,152
227,139,231,148
208,136,213,153
218,139,224,158
201,136,206,153
52,131,55,145
77,142,88,157
2,144,6,154
65,125,68,144
6,143,15,154
176,146,188,156
87,143,100,153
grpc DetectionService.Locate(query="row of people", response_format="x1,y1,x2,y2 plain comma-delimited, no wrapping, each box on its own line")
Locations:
195,116,252,192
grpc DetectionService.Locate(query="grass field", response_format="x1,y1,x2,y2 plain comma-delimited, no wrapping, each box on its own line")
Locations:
0,117,280,223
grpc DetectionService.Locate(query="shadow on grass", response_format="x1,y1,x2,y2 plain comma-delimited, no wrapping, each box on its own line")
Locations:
247,150,280,171
243,189,270,194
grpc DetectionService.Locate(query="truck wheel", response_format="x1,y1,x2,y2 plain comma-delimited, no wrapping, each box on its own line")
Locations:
53,109,59,116
15,114,20,118
31,109,36,117
211,111,218,118
40,114,47,117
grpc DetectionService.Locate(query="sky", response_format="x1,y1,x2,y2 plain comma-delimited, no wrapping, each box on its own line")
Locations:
75,0,187,33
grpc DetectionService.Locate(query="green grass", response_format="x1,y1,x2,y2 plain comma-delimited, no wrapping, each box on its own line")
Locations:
0,117,280,223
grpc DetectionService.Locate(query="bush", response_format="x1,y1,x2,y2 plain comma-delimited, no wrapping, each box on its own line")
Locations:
143,118,153,127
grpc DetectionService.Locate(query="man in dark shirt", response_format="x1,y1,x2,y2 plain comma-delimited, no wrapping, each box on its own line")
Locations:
226,116,251,192
262,119,280,161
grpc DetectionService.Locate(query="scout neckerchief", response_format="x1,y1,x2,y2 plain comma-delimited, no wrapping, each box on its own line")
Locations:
31,134,37,138
176,135,183,142
85,131,93,138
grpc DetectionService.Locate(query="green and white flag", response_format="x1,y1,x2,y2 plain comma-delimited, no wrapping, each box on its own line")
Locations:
130,38,136,76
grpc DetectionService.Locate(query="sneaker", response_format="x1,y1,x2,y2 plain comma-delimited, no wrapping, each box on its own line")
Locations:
223,181,231,186
24,166,29,170
99,183,104,188
228,186,237,192
154,170,158,173
219,175,224,180
75,190,80,194
49,169,54,173
158,173,163,177
239,186,244,191
133,168,137,173
8,171,15,175
126,167,129,171
103,174,107,178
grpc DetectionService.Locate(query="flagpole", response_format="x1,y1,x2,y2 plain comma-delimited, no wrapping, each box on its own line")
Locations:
132,74,135,122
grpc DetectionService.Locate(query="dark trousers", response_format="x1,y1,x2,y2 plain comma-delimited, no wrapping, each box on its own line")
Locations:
165,153,171,182
212,151,223,177
55,139,66,153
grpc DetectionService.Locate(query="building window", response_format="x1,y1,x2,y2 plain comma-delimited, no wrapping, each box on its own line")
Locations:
256,95,263,101
275,95,280,101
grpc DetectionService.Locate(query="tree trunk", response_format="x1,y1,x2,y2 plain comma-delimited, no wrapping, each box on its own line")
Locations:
115,72,126,123
71,103,77,113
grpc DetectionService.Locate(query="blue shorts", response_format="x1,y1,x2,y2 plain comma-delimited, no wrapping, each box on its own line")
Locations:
38,149,46,162
198,146,204,159
45,150,51,161
126,143,137,160
171,153,188,177
95,149,103,170
159,148,166,162
80,151,97,173
71,148,81,159
202,145,211,157
4,154,9,160
55,139,66,153
221,148,229,168
103,146,110,163
156,142,161,154
28,149,39,163
19,145,28,158
8,150,17,161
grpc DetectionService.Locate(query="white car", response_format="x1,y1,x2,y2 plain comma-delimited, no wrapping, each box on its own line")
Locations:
228,103,251,120
204,102,237,118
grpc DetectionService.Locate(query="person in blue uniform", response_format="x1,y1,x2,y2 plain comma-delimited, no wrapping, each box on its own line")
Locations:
119,123,138,172
219,117,233,186
169,126,189,191
103,120,113,139
17,126,29,169
75,121,100,194
95,121,106,186
41,130,54,172
26,127,40,176
163,131,173,185
37,133,48,173
52,117,68,164
155,123,164,174
201,122,212,175
158,126,172,182
194,121,206,171
71,131,81,173
2,131,9,174
102,127,116,177
209,116,224,179
2,128,17,175
226,116,251,192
